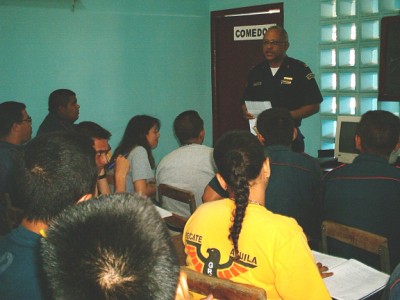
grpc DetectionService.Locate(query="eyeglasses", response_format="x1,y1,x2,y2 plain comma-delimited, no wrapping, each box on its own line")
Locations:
263,40,286,46
20,116,32,123
95,147,111,158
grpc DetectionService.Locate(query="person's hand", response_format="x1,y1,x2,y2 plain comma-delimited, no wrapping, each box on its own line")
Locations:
241,104,255,120
175,272,190,300
242,110,255,120
317,262,334,278
114,155,130,177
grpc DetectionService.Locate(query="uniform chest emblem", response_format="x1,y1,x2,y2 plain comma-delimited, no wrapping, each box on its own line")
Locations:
306,73,315,80
281,76,293,85
253,81,262,87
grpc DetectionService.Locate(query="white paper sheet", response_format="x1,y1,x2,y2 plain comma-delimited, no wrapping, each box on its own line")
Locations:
312,251,389,300
245,101,271,135
155,205,173,218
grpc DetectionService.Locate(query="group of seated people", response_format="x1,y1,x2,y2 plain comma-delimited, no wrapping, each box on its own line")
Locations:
1,87,400,299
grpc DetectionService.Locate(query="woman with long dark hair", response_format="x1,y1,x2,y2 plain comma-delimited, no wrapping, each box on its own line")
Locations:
112,115,160,197
183,131,330,299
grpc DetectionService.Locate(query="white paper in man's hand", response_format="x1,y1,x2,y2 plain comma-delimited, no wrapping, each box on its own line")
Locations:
245,101,271,135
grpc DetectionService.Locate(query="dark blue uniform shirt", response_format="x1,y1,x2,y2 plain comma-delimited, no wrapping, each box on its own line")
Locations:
323,154,400,271
242,56,323,127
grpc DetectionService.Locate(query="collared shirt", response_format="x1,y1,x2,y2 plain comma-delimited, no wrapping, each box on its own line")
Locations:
265,145,322,240
0,226,49,300
36,112,76,136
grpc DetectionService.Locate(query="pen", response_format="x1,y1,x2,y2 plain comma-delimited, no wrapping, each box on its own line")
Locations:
108,153,128,169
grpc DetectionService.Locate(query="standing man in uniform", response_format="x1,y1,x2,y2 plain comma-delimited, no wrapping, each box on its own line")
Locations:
241,25,322,152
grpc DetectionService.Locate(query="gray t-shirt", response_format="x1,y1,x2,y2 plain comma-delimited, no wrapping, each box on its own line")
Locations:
125,146,154,193
156,144,217,217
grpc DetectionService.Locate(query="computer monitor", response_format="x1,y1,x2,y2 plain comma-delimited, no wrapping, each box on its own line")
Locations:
334,115,361,164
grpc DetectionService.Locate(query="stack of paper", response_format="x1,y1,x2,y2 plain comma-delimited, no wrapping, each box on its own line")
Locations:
313,251,390,300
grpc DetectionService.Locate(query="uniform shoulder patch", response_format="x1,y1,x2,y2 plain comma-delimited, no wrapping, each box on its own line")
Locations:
306,73,315,80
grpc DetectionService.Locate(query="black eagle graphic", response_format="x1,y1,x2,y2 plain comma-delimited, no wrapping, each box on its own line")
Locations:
186,240,256,279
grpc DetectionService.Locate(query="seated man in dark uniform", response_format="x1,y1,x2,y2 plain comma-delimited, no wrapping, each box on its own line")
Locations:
37,89,80,136
203,108,322,242
0,101,32,233
323,110,400,271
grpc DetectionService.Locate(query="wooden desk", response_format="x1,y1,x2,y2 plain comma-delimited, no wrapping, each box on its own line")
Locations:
164,214,188,232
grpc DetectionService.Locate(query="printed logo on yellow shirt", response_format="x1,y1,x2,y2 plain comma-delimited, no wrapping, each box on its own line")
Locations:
185,239,257,279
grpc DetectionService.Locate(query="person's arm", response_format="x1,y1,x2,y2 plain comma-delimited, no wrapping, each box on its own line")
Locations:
275,231,331,299
97,169,111,196
114,155,130,193
242,104,255,120
202,176,228,203
290,103,320,120
134,179,156,197
202,185,223,203
129,146,156,197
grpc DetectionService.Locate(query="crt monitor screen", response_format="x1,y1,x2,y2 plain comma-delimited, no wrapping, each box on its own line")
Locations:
338,122,359,154
335,116,361,164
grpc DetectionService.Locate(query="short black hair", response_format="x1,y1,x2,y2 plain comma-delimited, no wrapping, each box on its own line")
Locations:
76,121,111,140
14,132,97,222
0,101,26,138
266,25,289,42
48,89,76,113
256,107,294,147
173,110,204,145
42,193,180,300
356,110,400,156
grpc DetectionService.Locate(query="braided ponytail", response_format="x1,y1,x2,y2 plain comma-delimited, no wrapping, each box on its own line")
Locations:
213,131,265,261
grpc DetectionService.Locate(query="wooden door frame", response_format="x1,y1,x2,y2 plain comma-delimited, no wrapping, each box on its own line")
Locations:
211,3,284,143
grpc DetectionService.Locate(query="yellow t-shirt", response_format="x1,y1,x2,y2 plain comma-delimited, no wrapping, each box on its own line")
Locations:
183,199,331,300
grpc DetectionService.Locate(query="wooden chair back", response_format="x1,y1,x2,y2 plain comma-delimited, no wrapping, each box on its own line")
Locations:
181,266,267,300
321,220,391,273
158,184,196,214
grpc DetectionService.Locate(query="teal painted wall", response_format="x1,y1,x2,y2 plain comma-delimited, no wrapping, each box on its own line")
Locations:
210,0,322,156
0,0,322,161
0,0,210,163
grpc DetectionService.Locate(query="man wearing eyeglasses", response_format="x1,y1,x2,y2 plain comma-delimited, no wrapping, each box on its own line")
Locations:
241,25,323,153
0,101,33,233
76,121,129,196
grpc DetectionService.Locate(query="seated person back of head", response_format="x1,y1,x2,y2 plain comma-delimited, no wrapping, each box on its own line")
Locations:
0,132,97,299
37,89,80,136
323,110,400,271
41,193,180,300
204,108,322,241
156,110,217,217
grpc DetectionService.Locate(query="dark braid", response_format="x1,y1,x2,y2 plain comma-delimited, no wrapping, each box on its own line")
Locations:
213,131,266,261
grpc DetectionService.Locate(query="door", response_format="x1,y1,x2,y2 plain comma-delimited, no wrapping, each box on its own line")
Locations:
211,3,284,142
